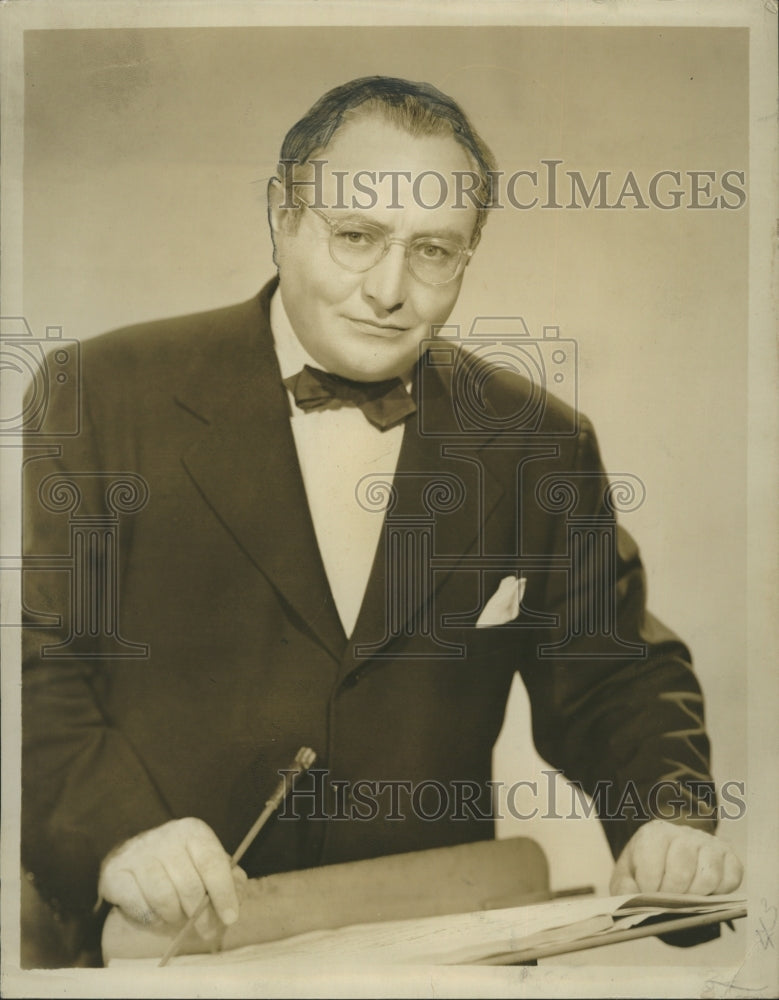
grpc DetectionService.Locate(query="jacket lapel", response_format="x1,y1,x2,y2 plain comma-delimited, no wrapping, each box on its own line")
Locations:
346,354,506,666
179,282,346,664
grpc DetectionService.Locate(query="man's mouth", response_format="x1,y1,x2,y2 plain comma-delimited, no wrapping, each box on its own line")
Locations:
346,317,409,336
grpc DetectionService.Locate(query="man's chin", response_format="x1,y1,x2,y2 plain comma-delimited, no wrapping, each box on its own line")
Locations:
329,356,415,384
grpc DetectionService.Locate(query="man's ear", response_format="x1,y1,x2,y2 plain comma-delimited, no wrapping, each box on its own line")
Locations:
267,176,284,242
267,177,291,268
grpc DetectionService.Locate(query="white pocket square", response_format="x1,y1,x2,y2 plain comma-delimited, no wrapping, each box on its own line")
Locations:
475,575,527,628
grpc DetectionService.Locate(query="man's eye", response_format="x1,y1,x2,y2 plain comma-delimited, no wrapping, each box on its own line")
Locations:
335,229,380,247
417,242,456,261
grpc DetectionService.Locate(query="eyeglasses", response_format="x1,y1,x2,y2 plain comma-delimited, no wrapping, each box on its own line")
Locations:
295,198,475,286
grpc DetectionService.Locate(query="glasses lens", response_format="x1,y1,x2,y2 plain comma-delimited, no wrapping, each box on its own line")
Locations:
409,240,463,284
330,223,386,271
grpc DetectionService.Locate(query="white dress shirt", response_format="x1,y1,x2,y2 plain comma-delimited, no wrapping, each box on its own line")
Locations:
270,290,406,639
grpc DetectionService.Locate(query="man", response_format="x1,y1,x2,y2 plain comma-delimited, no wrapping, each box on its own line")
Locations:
22,77,742,960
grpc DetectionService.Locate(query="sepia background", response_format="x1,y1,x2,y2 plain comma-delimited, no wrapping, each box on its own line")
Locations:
19,25,749,968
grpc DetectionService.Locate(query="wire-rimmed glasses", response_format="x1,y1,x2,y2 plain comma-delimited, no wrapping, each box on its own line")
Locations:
295,197,475,286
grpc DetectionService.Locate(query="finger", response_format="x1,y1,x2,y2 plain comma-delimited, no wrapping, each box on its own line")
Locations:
186,832,239,927
715,849,744,894
135,857,185,924
100,867,156,926
160,850,210,919
610,871,640,895
232,866,249,903
632,827,673,893
687,843,726,896
194,903,221,941
609,843,637,895
658,835,699,894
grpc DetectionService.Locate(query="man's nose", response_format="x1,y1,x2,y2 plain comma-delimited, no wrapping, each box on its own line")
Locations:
361,243,409,313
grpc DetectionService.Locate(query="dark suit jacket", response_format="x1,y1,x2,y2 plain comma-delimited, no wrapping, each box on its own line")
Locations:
22,279,716,930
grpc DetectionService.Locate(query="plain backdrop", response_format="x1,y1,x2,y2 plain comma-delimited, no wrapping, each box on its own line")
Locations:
20,25,749,967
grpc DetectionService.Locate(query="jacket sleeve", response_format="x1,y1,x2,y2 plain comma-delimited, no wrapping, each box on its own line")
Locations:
516,417,717,861
21,352,172,923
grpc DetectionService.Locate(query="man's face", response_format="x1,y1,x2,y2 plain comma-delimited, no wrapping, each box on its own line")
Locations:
270,115,479,382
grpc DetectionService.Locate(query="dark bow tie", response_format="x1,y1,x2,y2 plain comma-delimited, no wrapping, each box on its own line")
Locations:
283,365,416,431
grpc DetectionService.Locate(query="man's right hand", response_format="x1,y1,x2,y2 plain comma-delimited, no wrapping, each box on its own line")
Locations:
97,817,247,939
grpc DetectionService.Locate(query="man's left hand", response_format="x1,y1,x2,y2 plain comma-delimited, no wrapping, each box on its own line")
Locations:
609,820,743,896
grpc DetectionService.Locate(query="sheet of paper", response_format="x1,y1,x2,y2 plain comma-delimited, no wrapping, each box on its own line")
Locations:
107,893,746,969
